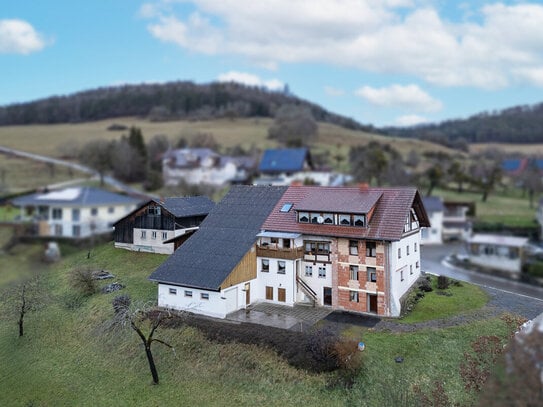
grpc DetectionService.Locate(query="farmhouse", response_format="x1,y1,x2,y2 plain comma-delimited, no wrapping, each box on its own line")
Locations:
113,196,215,254
149,184,430,319
11,187,141,238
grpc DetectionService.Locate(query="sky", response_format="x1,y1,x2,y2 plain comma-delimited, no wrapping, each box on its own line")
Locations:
3,0,543,127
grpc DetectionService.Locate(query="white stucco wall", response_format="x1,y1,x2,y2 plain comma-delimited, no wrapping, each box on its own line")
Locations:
297,261,333,305
420,211,443,245
256,257,296,305
388,232,422,317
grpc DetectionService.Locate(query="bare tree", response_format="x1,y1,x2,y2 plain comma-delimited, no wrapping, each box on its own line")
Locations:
268,104,317,146
0,275,45,337
79,140,112,186
111,296,175,385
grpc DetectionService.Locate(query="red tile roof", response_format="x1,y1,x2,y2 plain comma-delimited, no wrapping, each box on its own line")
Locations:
261,185,430,241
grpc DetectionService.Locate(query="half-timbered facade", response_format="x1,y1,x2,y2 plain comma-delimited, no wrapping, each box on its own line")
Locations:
113,196,214,254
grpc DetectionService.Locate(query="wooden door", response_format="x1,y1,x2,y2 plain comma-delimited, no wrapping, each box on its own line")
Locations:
323,287,332,306
278,288,286,302
265,286,273,300
368,294,378,313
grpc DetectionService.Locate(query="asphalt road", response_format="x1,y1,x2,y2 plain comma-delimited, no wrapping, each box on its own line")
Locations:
421,242,543,302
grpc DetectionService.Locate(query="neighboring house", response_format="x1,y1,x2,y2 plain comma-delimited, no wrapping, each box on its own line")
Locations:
442,201,473,241
421,196,444,245
254,147,351,186
113,196,215,254
150,184,430,319
162,148,255,187
149,185,288,319
11,187,141,238
466,234,528,274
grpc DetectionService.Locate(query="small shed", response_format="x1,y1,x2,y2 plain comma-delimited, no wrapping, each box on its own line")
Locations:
467,234,528,274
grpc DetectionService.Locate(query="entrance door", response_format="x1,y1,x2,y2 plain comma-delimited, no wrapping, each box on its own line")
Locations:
265,286,273,300
323,287,332,306
368,294,378,313
245,283,250,305
278,288,286,302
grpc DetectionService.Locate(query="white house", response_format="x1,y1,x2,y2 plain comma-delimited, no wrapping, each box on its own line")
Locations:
466,234,528,274
421,196,443,245
11,187,141,238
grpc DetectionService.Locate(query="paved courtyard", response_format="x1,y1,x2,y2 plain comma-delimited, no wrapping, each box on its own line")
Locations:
227,302,333,331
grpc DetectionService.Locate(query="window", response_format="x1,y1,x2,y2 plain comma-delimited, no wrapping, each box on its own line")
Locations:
339,214,351,225
366,242,376,257
311,213,320,224
283,238,291,249
152,231,157,239
280,203,293,212
304,241,330,255
162,232,168,240
108,207,114,214
298,212,309,223
54,224,63,236
349,240,358,255
305,265,313,277
278,261,286,274
261,259,269,272
200,293,209,300
407,245,410,255
184,290,192,297
416,261,420,269
367,267,377,282
148,206,161,216
398,248,401,259
318,266,326,278
414,242,418,252
410,265,413,275
400,269,404,281
349,265,359,281
72,225,81,237
141,230,147,239
91,208,98,216
349,291,359,302
323,213,334,224
270,237,278,246
169,288,177,295
52,208,62,220
72,208,80,221
354,215,365,227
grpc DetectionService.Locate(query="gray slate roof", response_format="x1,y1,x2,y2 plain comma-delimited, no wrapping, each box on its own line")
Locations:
422,196,445,213
158,196,215,218
149,185,288,290
11,186,141,207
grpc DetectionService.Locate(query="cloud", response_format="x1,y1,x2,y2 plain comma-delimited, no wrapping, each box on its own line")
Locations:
356,84,442,112
395,114,430,126
217,71,284,90
142,1,543,90
0,19,47,54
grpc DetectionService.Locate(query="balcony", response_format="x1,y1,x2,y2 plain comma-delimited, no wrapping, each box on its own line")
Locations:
256,243,304,260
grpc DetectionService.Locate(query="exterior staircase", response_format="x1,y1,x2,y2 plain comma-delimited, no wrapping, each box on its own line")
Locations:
296,275,318,307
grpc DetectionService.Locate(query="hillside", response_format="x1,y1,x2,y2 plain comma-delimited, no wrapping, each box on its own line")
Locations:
385,102,543,145
0,81,370,132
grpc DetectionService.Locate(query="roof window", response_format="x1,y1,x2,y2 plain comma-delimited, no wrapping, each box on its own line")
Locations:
280,203,293,213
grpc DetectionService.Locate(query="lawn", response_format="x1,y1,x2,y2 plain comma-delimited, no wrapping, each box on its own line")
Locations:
0,241,523,406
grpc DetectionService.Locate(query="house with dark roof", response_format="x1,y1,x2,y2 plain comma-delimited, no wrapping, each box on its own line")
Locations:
11,187,141,238
149,185,287,318
149,184,429,319
161,148,256,187
113,196,215,254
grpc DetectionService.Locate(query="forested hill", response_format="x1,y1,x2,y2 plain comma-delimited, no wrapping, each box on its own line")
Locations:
0,81,368,130
384,103,543,144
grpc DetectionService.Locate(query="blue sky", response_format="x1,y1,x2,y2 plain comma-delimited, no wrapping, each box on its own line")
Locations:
3,0,543,127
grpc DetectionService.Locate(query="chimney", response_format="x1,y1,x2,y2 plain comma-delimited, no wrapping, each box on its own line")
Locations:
291,180,303,186
358,182,369,191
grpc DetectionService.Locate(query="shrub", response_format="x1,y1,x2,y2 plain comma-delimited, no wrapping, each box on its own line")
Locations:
112,294,131,314
437,276,450,290
419,278,433,292
69,267,98,296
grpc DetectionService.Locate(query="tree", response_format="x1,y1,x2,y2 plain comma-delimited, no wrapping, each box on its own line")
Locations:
349,142,389,186
470,159,503,202
0,275,45,337
147,134,170,172
127,126,147,165
447,160,469,193
79,140,113,186
111,296,175,385
268,104,317,146
426,163,444,196
111,139,146,182
519,159,542,208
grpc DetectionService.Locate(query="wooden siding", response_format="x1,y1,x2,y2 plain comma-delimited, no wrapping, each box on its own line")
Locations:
256,245,304,260
220,246,257,288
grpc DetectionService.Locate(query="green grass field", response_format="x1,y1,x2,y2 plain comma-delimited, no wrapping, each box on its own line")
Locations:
0,241,519,406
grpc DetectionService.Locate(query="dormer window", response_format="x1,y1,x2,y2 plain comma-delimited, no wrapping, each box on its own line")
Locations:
299,212,309,223
339,214,351,225
311,213,320,224
323,213,334,224
354,215,365,227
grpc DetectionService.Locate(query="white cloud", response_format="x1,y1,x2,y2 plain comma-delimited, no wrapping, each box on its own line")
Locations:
356,84,442,112
395,114,430,126
142,1,543,89
324,86,345,97
0,19,47,54
217,71,284,90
